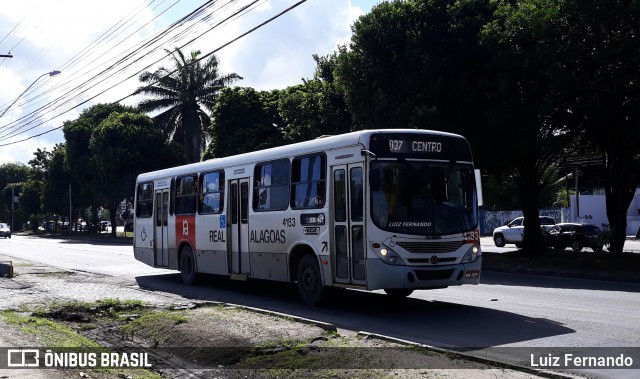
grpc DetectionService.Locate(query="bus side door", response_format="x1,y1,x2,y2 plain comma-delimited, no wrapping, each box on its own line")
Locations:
154,189,169,267
331,164,366,286
228,178,250,276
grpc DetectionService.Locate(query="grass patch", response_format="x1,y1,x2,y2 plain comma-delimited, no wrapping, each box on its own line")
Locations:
1,300,162,379
2,310,100,347
120,310,188,346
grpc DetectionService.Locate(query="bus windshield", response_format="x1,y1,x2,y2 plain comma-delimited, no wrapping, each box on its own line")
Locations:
369,160,477,236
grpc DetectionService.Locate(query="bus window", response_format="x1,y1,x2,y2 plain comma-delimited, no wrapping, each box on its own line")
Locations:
334,169,346,222
350,167,363,222
199,171,225,214
253,159,290,211
292,154,326,209
369,161,477,235
175,175,198,215
136,182,153,218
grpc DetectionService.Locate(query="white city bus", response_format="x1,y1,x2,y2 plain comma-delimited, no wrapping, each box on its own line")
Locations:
133,129,483,304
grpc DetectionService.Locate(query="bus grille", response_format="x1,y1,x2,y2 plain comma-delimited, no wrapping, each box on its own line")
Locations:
407,257,457,264
414,269,454,281
396,241,464,254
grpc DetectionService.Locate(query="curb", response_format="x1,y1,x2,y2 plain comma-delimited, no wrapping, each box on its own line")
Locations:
357,332,578,378
212,301,337,333
186,300,575,377
483,266,640,285
15,232,133,245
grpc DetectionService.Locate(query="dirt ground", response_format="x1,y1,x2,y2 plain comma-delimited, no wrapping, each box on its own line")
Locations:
0,254,554,379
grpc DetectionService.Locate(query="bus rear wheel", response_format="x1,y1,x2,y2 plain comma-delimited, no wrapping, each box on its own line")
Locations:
297,255,325,306
180,246,197,285
384,289,413,298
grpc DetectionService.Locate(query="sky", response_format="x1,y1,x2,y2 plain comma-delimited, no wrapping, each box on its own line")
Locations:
0,0,375,165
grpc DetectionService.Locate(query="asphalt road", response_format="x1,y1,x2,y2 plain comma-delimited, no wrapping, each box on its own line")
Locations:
1,234,639,378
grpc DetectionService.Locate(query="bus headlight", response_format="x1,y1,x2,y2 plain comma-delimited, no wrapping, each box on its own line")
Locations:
462,244,480,263
372,244,406,266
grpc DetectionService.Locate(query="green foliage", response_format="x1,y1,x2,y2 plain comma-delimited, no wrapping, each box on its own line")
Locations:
548,0,640,253
1,310,101,348
42,145,70,217
0,162,30,228
206,87,285,158
279,54,351,142
90,111,185,235
64,103,140,212
334,0,494,134
477,0,575,250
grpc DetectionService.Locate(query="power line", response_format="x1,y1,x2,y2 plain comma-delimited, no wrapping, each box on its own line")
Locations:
0,0,205,135
0,0,230,140
0,0,308,147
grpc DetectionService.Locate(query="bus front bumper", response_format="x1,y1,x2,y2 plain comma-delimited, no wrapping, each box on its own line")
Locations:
365,257,482,291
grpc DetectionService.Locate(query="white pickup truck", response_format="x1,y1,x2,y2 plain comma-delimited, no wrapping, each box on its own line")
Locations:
492,216,555,247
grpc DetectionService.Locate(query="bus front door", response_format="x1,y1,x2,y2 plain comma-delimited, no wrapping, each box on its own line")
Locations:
228,178,250,278
154,189,169,267
331,164,366,286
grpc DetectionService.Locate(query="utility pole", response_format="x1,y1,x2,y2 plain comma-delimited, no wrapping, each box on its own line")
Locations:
69,184,72,235
11,186,14,231
574,167,581,221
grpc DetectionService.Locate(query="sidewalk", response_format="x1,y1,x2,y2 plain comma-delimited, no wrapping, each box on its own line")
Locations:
0,254,551,379
480,237,640,284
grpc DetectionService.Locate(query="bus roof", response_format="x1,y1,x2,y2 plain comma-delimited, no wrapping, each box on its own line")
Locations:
136,129,469,182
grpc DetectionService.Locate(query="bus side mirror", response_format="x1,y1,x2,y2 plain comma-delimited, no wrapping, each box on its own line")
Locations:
370,170,381,192
474,169,483,207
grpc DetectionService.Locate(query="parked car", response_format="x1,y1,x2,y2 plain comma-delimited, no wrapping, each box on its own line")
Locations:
493,216,555,247
0,223,10,239
542,222,604,252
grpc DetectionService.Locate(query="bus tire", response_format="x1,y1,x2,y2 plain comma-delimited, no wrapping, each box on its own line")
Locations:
296,255,324,306
180,246,197,285
384,289,413,298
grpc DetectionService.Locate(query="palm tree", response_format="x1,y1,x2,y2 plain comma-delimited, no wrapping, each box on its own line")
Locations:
135,48,241,163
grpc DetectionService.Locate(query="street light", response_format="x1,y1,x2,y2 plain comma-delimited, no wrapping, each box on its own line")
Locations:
0,52,13,58
0,70,61,119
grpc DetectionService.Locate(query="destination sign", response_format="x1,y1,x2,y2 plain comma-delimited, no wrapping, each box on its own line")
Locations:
368,132,472,161
388,139,442,153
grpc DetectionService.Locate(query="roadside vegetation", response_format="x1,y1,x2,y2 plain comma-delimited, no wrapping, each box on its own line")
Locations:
0,299,529,379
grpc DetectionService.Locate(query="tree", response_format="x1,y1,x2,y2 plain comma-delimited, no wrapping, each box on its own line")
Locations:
40,145,71,223
333,0,495,135
64,103,140,216
90,111,184,236
479,0,577,251
548,0,640,254
205,87,285,158
278,54,352,142
0,163,30,229
136,48,242,163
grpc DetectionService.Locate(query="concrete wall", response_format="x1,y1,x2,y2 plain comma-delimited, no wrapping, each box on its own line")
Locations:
570,192,640,236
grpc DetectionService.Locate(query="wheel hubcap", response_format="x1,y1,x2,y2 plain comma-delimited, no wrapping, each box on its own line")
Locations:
303,267,318,292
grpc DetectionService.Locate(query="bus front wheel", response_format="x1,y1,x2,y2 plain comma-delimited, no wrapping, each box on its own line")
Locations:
180,246,197,285
297,255,325,306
